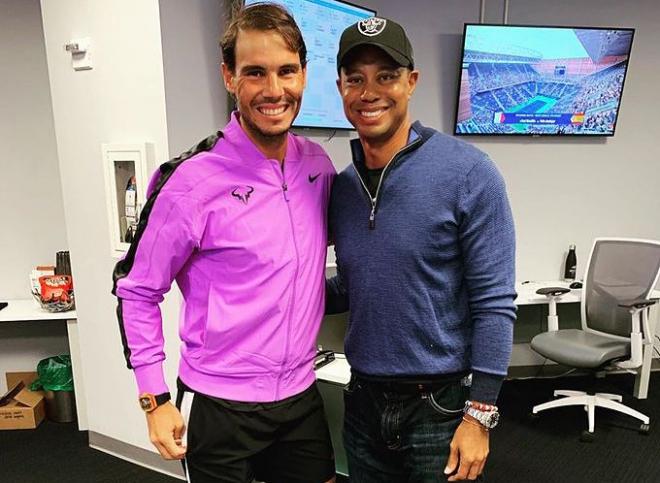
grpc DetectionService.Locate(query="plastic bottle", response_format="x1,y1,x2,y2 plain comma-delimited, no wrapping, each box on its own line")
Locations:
564,244,577,280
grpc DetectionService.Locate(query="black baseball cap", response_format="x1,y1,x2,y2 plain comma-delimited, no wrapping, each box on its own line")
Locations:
337,17,414,73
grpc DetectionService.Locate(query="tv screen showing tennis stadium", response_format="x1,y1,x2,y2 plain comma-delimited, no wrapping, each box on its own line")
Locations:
454,25,634,136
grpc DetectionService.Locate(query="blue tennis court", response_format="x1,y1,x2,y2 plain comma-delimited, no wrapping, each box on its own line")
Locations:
510,95,557,114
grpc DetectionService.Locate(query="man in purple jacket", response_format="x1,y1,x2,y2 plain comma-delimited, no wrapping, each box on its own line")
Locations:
112,4,336,482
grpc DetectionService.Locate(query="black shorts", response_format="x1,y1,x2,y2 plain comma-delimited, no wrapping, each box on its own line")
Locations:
175,379,335,483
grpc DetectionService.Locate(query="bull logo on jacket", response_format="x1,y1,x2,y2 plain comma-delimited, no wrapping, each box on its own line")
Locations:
231,185,254,205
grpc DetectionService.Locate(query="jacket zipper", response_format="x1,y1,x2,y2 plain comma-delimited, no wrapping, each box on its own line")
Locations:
352,136,422,230
271,160,298,399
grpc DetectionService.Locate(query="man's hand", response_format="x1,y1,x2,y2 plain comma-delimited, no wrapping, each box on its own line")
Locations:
146,401,187,460
444,416,489,481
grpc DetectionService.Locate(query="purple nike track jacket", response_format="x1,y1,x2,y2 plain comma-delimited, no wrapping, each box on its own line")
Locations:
113,113,335,402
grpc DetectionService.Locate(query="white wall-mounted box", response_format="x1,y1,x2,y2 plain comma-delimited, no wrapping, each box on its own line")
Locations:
101,143,152,257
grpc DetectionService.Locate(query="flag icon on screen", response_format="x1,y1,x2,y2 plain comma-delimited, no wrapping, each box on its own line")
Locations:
493,112,506,124
571,112,585,125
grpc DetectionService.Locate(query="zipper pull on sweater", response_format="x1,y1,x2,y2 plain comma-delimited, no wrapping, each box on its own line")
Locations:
369,203,376,229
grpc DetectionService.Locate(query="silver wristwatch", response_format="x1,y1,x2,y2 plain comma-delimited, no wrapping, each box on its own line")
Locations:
465,406,500,429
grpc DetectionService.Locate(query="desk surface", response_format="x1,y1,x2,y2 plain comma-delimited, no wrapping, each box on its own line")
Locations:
316,354,351,386
0,299,77,322
516,280,581,305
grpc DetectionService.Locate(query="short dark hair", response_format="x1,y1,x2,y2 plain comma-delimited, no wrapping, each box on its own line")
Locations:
221,2,307,73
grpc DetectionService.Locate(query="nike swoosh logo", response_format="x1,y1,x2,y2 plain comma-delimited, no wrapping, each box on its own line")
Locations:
308,173,321,183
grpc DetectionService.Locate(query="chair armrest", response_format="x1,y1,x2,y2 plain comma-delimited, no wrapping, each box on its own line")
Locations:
619,298,659,346
535,287,571,332
617,298,659,310
536,287,571,297
617,299,659,368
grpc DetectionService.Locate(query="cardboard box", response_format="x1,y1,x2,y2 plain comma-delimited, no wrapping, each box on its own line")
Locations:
0,372,45,430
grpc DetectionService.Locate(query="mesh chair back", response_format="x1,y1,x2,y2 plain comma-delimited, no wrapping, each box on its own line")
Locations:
584,239,660,337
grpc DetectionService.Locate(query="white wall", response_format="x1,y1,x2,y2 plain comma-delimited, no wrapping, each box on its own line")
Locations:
40,0,173,452
0,0,67,299
159,0,228,155
483,0,660,281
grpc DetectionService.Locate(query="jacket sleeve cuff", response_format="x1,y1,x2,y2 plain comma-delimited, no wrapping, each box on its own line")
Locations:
469,370,505,404
325,277,349,314
133,362,169,396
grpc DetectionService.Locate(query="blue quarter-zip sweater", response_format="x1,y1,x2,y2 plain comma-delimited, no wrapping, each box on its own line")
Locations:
328,121,516,403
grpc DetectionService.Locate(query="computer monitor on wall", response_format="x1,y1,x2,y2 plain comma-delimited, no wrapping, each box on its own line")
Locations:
242,0,375,129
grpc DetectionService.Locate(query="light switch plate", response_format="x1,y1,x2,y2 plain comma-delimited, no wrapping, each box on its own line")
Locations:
65,37,92,71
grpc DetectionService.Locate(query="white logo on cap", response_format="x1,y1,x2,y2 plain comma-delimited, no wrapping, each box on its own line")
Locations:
357,17,387,37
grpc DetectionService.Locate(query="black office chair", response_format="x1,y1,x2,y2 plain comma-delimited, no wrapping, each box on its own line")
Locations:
530,238,660,441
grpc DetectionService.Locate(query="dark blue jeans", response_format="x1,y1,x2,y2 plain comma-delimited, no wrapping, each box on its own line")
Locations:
342,374,470,483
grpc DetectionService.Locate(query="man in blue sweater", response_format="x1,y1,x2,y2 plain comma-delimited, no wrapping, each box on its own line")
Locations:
327,17,517,482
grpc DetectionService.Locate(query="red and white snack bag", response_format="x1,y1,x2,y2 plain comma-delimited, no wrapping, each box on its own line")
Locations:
38,275,75,312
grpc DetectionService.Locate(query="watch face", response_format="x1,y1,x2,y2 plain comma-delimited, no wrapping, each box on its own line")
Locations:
139,396,153,411
467,407,499,428
487,412,500,428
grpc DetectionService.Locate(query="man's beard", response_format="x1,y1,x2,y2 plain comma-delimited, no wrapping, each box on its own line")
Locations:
243,117,289,153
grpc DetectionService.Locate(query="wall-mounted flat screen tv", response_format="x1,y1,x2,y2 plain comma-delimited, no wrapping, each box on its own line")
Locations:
454,24,635,136
243,0,375,129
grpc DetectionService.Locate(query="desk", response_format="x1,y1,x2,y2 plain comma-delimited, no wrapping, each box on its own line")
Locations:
315,354,351,386
315,355,351,475
0,299,87,430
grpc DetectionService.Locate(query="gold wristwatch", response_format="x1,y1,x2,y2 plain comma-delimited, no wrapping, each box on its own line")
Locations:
138,392,171,412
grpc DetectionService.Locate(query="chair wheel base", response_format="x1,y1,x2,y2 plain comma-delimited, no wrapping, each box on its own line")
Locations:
639,423,651,435
580,430,595,442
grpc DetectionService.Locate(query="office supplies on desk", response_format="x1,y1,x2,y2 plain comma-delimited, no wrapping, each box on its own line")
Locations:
314,350,335,370
569,281,583,289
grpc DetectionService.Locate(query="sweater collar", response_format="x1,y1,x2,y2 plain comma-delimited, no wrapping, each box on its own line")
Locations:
350,120,427,172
